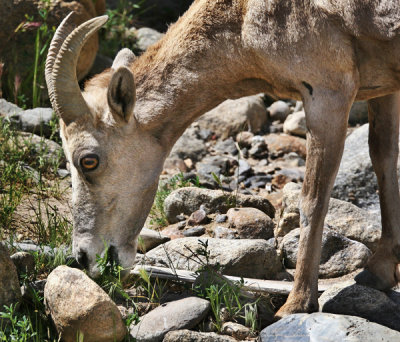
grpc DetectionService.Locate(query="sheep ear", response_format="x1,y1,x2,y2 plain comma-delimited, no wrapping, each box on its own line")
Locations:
107,67,136,122
112,48,136,69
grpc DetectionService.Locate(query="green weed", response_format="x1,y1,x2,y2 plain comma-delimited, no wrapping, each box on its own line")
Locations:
3,0,55,108
99,0,147,57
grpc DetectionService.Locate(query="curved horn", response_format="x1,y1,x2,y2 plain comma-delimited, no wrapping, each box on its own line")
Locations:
45,12,76,111
50,15,108,125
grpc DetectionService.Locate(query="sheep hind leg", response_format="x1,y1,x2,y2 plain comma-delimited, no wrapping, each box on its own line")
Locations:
355,92,400,290
275,86,355,318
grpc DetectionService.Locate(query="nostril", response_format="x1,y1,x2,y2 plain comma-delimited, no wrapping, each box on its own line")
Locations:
76,251,89,269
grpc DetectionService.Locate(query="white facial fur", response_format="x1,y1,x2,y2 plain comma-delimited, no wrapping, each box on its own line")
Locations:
60,89,166,277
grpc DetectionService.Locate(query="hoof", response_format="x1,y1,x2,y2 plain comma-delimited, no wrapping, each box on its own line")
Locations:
355,268,394,291
274,299,318,321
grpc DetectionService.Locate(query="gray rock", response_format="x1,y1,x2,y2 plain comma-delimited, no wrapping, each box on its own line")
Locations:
267,100,291,122
227,207,274,240
214,137,238,155
44,266,126,342
10,251,35,276
280,228,371,278
283,110,307,137
215,214,228,223
163,329,236,342
0,98,23,118
332,123,400,213
260,312,400,342
130,297,210,342
249,136,268,158
164,187,275,224
196,95,268,139
324,198,381,251
319,280,400,332
11,242,71,261
214,226,237,239
135,27,164,51
17,132,63,165
0,244,21,309
18,108,54,137
137,228,170,253
237,159,252,176
183,226,206,237
276,183,381,251
169,127,207,162
196,155,231,186
142,237,282,279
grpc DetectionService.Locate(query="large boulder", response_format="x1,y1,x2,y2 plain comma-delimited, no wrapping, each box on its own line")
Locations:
0,244,21,310
196,95,268,139
276,182,381,251
332,123,400,213
44,266,126,342
319,280,400,332
164,187,275,224
260,313,400,342
280,227,371,278
130,297,210,342
142,237,282,279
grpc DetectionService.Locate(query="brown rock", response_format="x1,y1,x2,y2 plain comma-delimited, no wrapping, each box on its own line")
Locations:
196,95,268,139
0,244,21,309
164,187,275,224
227,207,274,240
44,266,126,342
264,133,307,159
236,131,254,147
222,321,254,340
187,208,208,226
161,223,185,239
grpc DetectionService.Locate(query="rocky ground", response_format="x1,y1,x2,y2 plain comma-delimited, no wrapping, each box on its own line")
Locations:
2,11,400,342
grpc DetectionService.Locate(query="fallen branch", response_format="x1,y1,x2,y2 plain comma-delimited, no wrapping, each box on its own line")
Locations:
131,265,331,295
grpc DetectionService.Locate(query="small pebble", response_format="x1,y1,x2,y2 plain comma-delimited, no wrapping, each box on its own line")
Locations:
215,214,228,223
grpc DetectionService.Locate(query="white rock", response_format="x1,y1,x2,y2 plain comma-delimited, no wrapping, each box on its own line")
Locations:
283,110,307,137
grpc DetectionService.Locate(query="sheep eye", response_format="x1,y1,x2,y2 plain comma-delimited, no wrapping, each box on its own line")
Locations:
80,154,99,171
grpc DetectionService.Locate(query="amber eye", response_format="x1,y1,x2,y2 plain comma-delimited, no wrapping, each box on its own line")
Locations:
80,154,99,171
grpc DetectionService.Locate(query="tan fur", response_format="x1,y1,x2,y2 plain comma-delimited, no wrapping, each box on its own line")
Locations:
55,0,400,315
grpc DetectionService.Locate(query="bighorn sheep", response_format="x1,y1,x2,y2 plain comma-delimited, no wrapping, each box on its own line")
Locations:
45,1,400,317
